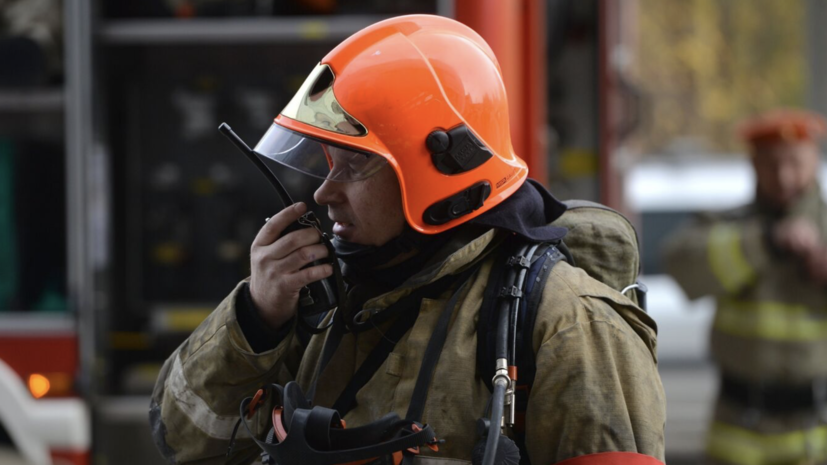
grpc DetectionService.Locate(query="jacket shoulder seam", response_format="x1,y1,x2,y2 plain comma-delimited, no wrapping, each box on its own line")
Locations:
537,264,647,349
538,318,654,363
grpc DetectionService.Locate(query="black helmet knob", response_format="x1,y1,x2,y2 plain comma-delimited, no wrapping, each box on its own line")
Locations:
426,130,451,153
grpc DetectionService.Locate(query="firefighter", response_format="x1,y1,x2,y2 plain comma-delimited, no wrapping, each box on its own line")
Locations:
663,109,827,464
150,15,666,465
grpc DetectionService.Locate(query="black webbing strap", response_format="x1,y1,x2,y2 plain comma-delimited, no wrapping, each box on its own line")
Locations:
332,302,421,415
332,267,479,416
312,268,474,406
306,254,348,402
307,307,346,402
405,264,480,423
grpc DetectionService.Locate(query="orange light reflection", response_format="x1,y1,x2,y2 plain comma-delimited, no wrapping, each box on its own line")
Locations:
28,373,51,399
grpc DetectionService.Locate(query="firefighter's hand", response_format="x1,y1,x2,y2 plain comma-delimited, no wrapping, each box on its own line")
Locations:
249,202,333,331
773,218,822,258
804,248,827,285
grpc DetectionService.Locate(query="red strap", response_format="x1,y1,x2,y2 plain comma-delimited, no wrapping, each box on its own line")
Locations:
555,452,664,465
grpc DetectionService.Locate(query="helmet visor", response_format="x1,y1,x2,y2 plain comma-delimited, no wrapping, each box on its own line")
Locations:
254,123,388,182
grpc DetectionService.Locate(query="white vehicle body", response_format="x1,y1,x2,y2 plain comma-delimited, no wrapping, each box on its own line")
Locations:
0,316,90,465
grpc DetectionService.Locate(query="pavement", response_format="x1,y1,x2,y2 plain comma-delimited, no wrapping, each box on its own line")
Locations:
660,362,717,463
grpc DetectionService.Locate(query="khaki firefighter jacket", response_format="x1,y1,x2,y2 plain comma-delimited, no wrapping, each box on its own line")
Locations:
663,185,827,465
151,228,666,464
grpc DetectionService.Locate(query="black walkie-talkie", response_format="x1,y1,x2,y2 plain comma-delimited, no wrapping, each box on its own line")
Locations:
218,123,340,331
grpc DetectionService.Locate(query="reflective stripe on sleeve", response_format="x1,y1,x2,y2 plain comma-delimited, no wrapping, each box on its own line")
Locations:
167,355,250,440
713,298,827,342
554,452,664,465
707,421,827,465
707,223,757,294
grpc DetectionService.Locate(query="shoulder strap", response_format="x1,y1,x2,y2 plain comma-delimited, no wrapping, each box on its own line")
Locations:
512,244,566,393
476,239,567,393
476,240,566,465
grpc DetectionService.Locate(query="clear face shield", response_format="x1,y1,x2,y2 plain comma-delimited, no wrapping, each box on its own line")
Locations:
253,123,388,183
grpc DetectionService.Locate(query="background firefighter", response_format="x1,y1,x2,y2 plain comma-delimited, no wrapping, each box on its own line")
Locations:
663,109,827,464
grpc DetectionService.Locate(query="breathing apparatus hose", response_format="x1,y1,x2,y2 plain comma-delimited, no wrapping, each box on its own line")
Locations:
483,381,507,465
481,243,536,465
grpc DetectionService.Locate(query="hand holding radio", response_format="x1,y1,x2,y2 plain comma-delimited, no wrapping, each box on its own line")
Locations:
773,217,821,258
219,122,341,333
773,217,827,284
249,202,334,331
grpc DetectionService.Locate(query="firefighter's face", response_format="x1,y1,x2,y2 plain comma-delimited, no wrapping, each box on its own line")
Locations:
313,164,406,246
752,140,820,210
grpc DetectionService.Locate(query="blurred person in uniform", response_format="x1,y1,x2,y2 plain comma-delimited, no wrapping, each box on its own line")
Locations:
150,15,666,465
663,109,827,464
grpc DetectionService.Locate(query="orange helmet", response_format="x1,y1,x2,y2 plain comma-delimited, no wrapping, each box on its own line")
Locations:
738,108,827,145
254,14,528,234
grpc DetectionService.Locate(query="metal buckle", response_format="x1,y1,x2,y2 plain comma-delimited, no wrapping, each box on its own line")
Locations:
507,255,531,269
499,286,523,299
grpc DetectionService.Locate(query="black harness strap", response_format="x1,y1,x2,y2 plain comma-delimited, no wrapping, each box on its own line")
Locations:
514,245,565,392
306,255,349,402
331,302,421,415
405,265,480,422
310,271,436,402
307,307,346,402
318,266,479,411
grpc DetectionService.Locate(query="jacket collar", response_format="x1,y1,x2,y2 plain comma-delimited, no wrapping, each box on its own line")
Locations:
360,227,505,311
